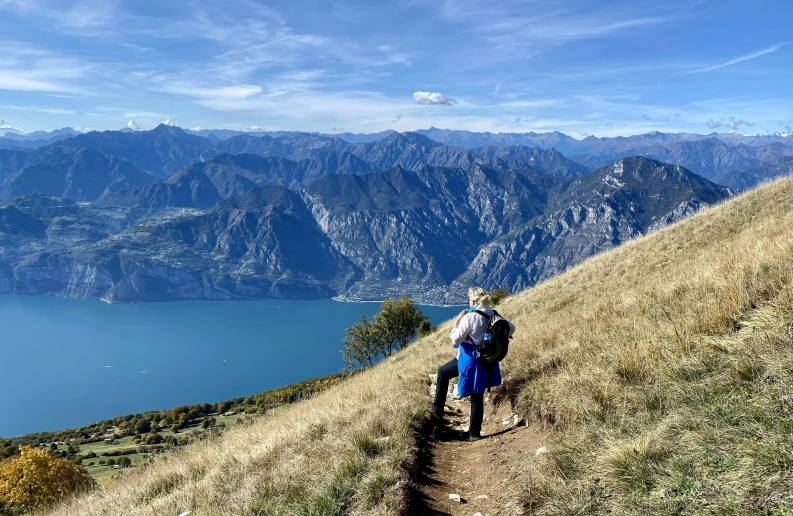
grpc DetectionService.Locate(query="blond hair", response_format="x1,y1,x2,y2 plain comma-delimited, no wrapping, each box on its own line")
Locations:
467,286,491,307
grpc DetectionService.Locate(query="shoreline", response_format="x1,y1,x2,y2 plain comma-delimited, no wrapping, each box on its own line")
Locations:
0,292,467,308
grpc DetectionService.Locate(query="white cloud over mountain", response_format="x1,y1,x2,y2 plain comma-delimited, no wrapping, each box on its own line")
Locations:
411,91,457,106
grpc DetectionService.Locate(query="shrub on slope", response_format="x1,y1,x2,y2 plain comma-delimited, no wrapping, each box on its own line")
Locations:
46,175,793,515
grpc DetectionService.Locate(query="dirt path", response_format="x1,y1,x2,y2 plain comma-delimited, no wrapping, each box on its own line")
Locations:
409,379,548,516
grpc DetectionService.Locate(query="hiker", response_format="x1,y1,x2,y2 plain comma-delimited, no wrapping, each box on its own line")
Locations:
430,287,515,441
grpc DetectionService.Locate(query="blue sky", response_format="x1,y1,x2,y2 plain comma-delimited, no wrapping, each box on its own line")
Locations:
0,0,791,136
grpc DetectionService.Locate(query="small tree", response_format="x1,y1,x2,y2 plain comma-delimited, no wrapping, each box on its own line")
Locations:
417,317,433,338
144,434,164,445
134,419,152,434
375,297,425,351
0,447,95,513
341,315,382,369
341,298,427,369
488,287,510,306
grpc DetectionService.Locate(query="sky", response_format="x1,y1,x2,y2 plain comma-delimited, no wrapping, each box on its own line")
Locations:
0,0,791,137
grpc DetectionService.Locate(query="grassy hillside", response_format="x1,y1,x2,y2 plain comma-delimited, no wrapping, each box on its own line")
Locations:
45,174,793,515
3,373,349,487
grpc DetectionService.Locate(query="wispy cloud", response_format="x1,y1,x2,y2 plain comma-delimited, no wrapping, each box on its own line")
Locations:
1,104,76,115
127,119,140,130
690,43,787,73
706,116,755,130
437,0,671,62
0,0,120,34
159,84,264,100
0,42,89,93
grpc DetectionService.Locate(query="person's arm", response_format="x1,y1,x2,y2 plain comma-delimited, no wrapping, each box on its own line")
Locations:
449,313,474,347
453,309,467,328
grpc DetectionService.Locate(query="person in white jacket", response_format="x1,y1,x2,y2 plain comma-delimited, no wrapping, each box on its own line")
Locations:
430,287,515,441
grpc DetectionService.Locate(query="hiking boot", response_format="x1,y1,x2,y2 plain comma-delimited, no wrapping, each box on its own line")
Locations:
454,430,480,442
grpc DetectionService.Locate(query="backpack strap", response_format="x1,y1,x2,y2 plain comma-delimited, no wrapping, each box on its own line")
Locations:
473,309,491,321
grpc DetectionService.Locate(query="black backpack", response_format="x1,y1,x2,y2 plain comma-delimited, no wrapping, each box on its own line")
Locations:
473,309,512,368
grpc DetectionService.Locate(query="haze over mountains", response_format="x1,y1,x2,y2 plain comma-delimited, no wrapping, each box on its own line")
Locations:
0,123,791,304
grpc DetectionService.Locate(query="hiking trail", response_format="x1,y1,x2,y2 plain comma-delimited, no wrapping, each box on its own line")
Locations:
409,377,548,516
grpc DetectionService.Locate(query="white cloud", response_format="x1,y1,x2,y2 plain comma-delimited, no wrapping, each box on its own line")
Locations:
161,118,175,126
412,91,457,106
243,125,264,131
127,119,140,130
728,117,754,130
690,43,786,73
189,127,202,131
161,84,264,100
74,125,93,132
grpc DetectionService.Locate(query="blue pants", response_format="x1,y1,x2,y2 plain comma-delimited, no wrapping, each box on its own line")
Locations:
431,358,484,437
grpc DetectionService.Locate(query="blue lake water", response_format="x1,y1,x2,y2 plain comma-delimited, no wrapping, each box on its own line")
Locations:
0,296,462,437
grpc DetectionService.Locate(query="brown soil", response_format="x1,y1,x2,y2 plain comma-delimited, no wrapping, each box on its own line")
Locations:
409,387,547,516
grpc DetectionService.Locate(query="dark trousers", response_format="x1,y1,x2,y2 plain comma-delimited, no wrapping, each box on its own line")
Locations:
431,358,485,437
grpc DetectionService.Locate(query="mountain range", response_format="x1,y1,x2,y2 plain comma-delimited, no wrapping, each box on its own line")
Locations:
0,127,593,204
1,125,791,190
1,123,792,304
0,157,734,304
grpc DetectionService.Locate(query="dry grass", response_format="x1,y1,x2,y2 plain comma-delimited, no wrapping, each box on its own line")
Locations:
45,174,793,515
496,175,793,514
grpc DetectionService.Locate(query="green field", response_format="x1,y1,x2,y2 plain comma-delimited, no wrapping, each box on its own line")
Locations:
71,413,253,483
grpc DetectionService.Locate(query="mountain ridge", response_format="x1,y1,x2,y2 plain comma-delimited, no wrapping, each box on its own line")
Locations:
0,157,734,304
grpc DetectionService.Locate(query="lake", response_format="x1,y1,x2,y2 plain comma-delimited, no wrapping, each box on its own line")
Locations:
0,295,462,437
